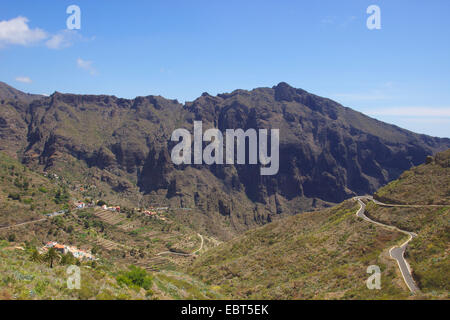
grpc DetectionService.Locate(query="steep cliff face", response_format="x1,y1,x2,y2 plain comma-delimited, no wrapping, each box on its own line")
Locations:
1,81,449,237
181,83,448,203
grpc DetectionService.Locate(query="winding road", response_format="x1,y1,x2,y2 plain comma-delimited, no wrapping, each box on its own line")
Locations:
0,218,47,231
354,196,420,294
2,196,441,293
0,210,69,232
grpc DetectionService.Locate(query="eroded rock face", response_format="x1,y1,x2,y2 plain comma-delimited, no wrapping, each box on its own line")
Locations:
1,81,449,235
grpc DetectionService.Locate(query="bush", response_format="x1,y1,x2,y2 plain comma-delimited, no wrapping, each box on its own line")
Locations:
97,200,107,206
38,187,48,193
91,245,99,254
60,252,76,265
54,188,69,204
78,283,97,300
0,240,10,248
8,193,20,201
116,265,153,290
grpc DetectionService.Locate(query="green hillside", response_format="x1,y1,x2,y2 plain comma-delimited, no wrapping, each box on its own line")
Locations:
188,200,408,299
188,149,450,299
0,152,72,227
367,149,450,296
0,240,222,300
1,147,448,300
374,149,450,205
0,152,222,300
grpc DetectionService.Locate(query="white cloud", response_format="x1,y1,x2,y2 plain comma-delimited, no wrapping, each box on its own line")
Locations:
46,29,82,49
367,107,450,117
0,16,47,47
77,58,98,75
46,33,66,49
15,76,32,83
0,16,90,50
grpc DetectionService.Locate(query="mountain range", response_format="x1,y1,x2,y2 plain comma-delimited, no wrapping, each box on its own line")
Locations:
1,81,449,239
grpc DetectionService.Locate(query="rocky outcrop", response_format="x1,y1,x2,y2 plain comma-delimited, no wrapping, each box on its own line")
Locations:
1,81,449,236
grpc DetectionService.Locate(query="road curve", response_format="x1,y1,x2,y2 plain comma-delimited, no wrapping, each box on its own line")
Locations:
354,196,420,294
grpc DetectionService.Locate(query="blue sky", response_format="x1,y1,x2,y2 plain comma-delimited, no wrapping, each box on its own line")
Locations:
1,0,449,137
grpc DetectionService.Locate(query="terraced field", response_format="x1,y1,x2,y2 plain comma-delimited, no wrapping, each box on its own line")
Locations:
94,210,126,225
120,221,140,231
93,209,144,232
95,237,131,251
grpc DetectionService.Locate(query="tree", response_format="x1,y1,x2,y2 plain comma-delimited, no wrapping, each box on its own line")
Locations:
29,248,42,263
62,203,71,212
60,252,76,265
44,247,59,268
54,187,69,204
91,245,99,255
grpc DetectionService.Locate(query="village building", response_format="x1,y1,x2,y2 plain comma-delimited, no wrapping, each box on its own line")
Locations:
42,241,96,261
144,210,157,216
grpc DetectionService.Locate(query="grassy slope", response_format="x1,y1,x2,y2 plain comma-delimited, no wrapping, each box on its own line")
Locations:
0,210,221,300
188,149,450,300
0,152,221,300
374,149,450,205
0,152,204,263
188,201,408,299
0,241,221,300
2,144,448,300
0,152,70,226
366,149,450,297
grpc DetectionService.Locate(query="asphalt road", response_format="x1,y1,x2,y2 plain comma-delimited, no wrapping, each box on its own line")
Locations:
354,196,420,294
0,197,433,294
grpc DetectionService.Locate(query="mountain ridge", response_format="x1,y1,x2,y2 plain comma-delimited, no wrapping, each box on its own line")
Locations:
0,81,44,104
1,81,449,238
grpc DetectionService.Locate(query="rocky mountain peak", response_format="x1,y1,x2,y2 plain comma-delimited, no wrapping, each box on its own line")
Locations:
1,81,449,237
